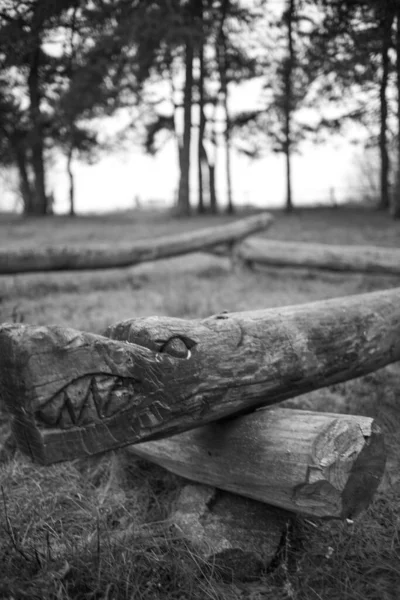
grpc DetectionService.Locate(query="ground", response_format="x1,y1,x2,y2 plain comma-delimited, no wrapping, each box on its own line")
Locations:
0,206,399,599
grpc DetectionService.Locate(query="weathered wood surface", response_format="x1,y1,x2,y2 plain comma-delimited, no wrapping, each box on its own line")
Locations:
1,286,400,464
130,408,385,519
0,213,273,274
171,484,288,581
236,238,400,275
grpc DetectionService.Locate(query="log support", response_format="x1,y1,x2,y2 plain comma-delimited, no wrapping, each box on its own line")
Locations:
130,407,385,519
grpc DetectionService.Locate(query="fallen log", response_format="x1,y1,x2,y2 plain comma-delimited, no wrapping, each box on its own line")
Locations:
0,287,399,464
236,238,400,275
0,213,273,274
130,407,385,519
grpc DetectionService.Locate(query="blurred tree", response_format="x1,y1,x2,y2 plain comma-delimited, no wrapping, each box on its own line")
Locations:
283,0,295,212
392,1,400,217
229,0,317,211
0,81,34,212
0,0,83,214
142,0,260,216
305,0,396,212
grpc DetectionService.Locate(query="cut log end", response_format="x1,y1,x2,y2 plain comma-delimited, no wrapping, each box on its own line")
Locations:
292,418,386,519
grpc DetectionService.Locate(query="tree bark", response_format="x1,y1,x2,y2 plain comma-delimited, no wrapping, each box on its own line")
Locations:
197,0,206,214
130,407,385,519
392,7,400,218
378,3,393,211
209,98,219,214
177,38,194,216
216,0,233,214
1,286,400,464
28,44,47,215
235,237,400,275
0,213,272,273
14,141,34,214
209,163,218,212
67,145,75,217
283,0,295,212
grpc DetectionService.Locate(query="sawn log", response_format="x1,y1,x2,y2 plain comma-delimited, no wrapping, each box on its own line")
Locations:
130,407,385,519
236,238,400,275
0,287,400,464
0,213,273,274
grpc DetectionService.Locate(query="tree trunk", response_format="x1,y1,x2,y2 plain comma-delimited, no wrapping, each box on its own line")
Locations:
223,84,233,214
1,286,400,464
67,145,75,217
216,0,233,214
28,45,47,215
209,99,219,214
283,0,295,212
392,7,400,218
0,213,273,274
14,142,34,214
197,0,206,214
235,237,400,275
130,407,385,519
177,39,194,216
378,3,393,211
209,163,218,213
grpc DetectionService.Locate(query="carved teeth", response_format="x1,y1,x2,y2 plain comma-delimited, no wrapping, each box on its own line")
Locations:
36,374,140,429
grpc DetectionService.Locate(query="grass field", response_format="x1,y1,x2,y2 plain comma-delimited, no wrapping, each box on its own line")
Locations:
1,206,400,599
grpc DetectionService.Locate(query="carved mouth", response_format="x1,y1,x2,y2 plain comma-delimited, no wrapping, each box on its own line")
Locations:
35,374,140,429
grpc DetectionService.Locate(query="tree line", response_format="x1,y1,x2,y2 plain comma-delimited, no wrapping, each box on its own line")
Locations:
1,0,400,217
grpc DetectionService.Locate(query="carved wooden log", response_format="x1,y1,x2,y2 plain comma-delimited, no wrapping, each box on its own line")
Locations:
0,213,273,274
236,238,400,275
130,408,385,519
0,287,400,464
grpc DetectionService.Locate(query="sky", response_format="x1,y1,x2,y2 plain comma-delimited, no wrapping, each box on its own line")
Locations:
0,116,368,215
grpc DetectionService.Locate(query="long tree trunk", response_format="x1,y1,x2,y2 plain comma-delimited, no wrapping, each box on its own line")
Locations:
283,0,295,212
1,122,34,214
15,145,34,214
9,133,34,214
28,45,47,215
379,3,393,211
67,145,75,217
216,0,233,214
177,39,194,216
222,77,233,214
209,163,217,213
209,96,219,214
197,0,206,214
392,7,400,218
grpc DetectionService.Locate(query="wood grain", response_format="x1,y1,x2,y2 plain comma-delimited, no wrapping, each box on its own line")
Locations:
130,407,385,519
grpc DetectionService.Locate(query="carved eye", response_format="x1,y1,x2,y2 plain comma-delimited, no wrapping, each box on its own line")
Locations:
156,335,196,359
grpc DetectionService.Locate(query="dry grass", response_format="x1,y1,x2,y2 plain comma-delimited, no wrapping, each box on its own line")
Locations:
1,206,400,599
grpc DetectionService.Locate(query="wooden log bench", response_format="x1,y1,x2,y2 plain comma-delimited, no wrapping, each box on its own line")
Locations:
0,286,395,513
1,288,395,577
